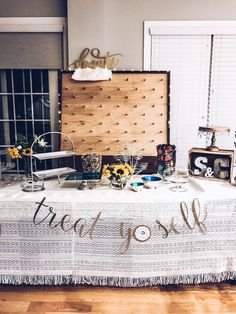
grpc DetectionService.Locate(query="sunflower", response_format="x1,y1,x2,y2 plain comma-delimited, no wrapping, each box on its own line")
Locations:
124,163,134,174
23,148,32,157
7,148,22,159
102,164,111,178
113,164,129,177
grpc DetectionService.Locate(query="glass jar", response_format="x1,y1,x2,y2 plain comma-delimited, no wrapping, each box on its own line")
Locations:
109,176,127,190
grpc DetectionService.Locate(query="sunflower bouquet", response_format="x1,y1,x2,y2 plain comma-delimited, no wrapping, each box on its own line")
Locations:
7,133,48,160
7,136,32,160
7,134,47,175
102,163,134,190
103,163,134,180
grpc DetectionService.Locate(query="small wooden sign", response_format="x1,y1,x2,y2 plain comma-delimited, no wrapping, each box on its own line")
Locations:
188,148,234,181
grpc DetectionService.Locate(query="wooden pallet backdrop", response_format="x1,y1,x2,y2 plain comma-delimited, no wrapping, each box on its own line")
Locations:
60,71,169,157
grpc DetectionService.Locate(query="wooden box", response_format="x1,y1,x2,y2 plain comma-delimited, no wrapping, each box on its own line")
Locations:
188,148,234,181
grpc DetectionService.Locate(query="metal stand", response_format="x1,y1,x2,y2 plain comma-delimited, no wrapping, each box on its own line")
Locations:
78,180,93,190
199,126,230,151
21,131,76,192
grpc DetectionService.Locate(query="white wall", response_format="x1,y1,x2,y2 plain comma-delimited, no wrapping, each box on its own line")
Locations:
68,0,236,69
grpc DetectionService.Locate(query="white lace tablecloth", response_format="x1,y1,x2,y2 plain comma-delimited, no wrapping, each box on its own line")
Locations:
0,177,235,286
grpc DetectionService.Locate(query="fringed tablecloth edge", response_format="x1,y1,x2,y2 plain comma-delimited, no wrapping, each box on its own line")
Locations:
0,272,235,286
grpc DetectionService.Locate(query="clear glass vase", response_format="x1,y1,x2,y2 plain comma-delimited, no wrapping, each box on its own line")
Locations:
23,157,31,176
109,177,127,190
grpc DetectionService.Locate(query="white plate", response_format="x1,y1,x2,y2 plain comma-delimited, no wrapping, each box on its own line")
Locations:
33,151,77,160
33,167,76,179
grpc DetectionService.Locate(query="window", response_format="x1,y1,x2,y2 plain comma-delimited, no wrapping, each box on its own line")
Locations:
0,17,65,172
144,21,236,169
0,69,58,172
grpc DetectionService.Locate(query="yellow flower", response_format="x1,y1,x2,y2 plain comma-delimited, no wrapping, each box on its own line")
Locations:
124,163,134,174
23,148,32,156
103,169,111,178
102,164,111,178
113,164,128,177
7,148,22,159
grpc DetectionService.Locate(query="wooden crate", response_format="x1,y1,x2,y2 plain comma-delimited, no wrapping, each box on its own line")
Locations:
189,147,234,181
60,71,169,157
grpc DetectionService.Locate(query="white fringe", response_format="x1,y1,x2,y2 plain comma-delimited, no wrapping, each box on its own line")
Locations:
0,272,235,286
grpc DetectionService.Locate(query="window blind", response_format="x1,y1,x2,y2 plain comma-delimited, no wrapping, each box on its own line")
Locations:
151,35,211,169
209,35,236,149
0,33,63,69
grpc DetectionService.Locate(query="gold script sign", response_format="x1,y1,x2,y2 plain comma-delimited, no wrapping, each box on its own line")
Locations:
33,198,207,254
69,48,123,70
119,198,207,253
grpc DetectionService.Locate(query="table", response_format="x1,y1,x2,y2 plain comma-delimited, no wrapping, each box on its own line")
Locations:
0,177,235,286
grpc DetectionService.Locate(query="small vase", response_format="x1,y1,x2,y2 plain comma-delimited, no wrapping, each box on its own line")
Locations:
23,157,31,176
109,177,127,190
81,154,102,173
156,144,176,178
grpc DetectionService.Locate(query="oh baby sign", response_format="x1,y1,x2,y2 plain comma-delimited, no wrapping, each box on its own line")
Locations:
33,197,207,254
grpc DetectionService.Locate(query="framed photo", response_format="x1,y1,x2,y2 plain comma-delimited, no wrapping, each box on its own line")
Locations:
188,148,234,181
